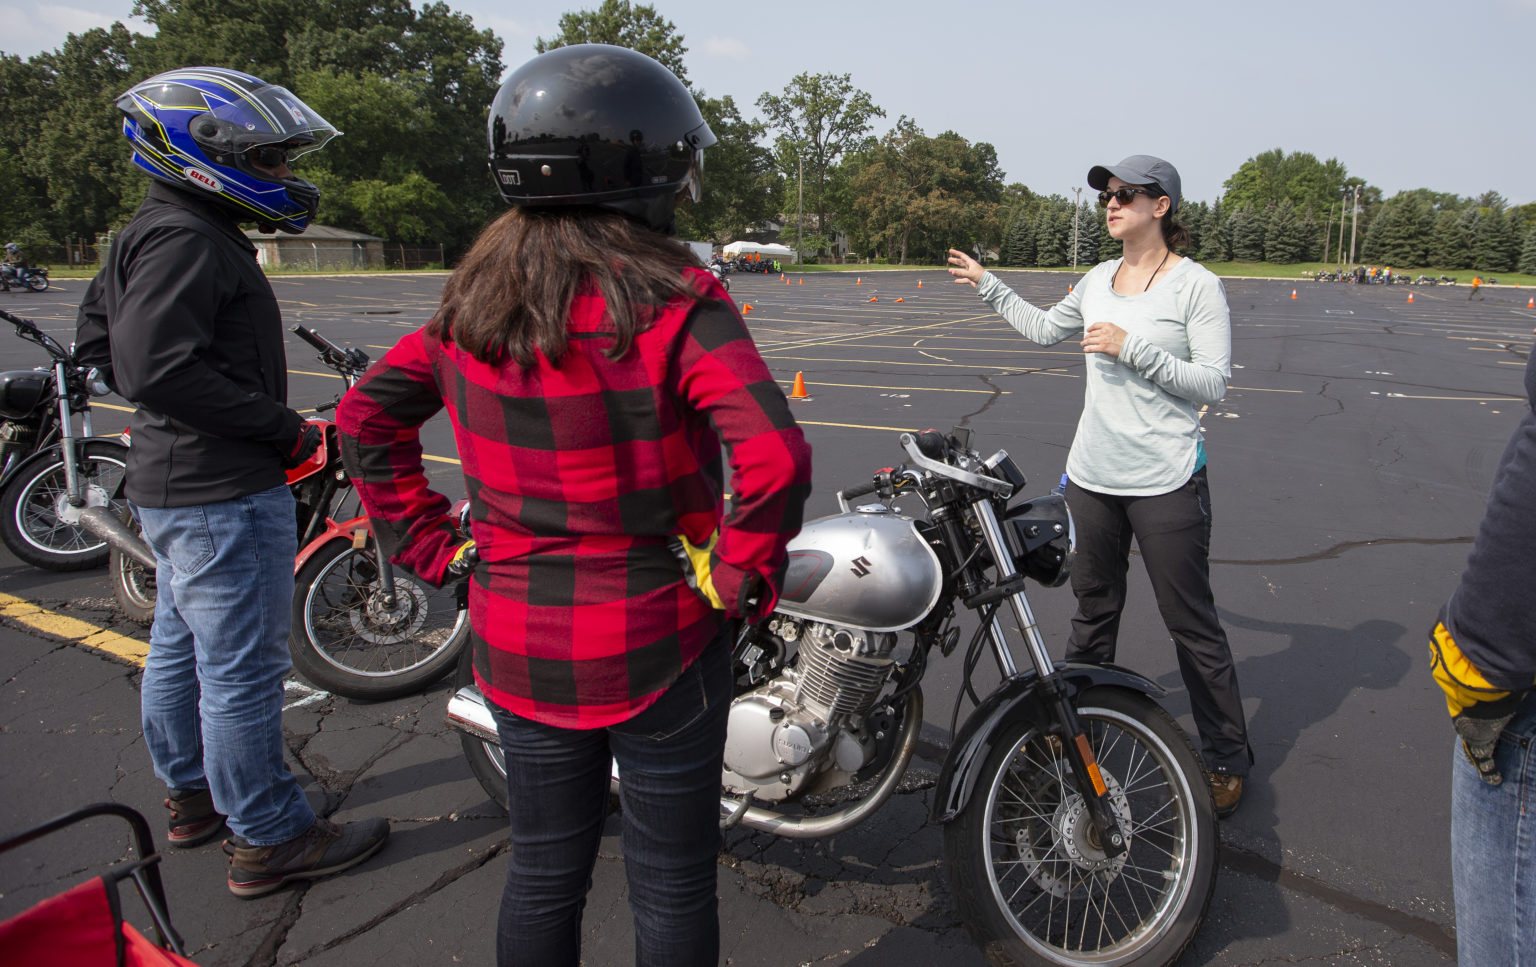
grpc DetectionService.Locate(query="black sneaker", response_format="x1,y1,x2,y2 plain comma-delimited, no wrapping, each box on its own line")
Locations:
165,788,226,848
224,817,389,898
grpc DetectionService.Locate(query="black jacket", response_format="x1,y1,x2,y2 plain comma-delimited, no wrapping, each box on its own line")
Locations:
1442,345,1536,691
76,182,303,507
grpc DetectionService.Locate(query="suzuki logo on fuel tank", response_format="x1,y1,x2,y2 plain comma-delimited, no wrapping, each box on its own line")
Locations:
849,556,872,578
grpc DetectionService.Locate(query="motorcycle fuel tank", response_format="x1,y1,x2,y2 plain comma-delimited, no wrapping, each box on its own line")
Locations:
775,509,942,633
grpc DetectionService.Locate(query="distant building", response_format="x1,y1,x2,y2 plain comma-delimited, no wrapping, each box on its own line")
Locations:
244,224,385,270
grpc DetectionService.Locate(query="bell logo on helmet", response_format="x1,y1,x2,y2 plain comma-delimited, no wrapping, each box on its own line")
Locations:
183,167,224,192
497,169,522,186
275,96,307,126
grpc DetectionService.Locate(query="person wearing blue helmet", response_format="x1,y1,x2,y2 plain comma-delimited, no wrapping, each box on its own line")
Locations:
73,66,388,898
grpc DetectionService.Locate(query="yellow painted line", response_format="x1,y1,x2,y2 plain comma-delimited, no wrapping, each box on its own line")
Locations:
771,355,1079,376
0,592,148,664
779,380,1008,395
424,453,461,464
93,402,136,413
290,369,345,379
796,419,919,432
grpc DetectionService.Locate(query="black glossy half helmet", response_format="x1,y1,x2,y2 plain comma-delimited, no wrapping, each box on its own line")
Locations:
486,44,716,232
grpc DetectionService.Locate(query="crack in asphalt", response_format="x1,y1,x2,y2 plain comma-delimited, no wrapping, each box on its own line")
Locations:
1212,535,1472,567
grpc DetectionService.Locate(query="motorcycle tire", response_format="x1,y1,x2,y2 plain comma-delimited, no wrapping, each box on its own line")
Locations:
453,644,510,811
290,537,470,701
110,508,156,625
24,274,48,292
942,686,1218,967
0,441,127,571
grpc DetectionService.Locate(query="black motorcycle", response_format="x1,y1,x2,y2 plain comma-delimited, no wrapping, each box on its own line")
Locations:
0,308,128,570
0,264,50,292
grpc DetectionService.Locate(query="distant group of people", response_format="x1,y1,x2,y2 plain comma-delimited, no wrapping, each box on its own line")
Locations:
45,34,1534,967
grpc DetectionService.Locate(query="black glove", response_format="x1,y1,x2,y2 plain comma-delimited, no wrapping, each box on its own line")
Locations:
280,423,323,469
445,541,479,582
1454,693,1522,786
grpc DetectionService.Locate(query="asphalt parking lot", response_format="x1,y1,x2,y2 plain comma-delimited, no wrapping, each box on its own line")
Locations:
2,267,1532,965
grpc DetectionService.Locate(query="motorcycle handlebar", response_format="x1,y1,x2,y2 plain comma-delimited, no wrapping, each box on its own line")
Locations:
1,307,68,359
291,324,370,376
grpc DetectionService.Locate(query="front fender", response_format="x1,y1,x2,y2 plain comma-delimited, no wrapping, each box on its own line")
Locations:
294,515,369,573
929,662,1164,825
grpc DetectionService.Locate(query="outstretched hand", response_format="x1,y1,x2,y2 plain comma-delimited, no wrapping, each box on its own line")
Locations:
946,249,983,287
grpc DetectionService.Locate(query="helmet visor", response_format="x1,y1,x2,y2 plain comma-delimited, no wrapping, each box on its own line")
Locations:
204,83,339,158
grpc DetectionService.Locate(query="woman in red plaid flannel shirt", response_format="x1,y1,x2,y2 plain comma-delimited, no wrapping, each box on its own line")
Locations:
338,45,811,967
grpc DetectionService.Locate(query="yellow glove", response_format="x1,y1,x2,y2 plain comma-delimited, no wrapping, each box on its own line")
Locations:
445,541,478,583
1430,621,1524,785
677,532,725,610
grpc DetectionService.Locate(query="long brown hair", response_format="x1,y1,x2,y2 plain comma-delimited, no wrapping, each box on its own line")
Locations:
429,207,710,366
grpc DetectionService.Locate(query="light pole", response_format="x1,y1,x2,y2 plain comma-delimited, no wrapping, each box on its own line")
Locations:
1347,185,1361,266
1071,186,1082,269
1336,186,1350,266
796,154,803,267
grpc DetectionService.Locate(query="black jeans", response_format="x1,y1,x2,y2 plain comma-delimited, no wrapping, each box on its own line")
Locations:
488,628,732,967
1064,469,1252,776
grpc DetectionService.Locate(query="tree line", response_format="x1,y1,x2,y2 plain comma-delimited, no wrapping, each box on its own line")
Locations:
5,0,1535,273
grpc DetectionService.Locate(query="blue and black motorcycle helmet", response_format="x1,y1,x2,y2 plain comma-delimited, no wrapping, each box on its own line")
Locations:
486,44,715,233
118,67,340,234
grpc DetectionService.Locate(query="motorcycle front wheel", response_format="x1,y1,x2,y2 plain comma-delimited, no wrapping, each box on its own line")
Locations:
110,508,156,625
0,441,127,570
942,686,1218,967
290,538,469,700
453,644,510,810
24,273,48,292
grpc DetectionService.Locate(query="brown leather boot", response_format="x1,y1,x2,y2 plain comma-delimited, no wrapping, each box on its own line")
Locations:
1208,772,1244,819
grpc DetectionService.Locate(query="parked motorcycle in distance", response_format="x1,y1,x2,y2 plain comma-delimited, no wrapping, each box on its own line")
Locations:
0,307,127,570
0,264,49,293
111,324,470,701
448,426,1219,966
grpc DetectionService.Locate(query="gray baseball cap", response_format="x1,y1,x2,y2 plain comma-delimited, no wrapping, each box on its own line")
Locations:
1087,155,1181,216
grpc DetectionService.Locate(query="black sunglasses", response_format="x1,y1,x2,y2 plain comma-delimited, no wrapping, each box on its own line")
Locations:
1097,187,1158,207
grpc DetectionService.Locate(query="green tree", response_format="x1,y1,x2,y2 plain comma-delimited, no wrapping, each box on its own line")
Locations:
1518,225,1536,275
1198,201,1229,263
535,0,688,82
1228,205,1264,261
1096,204,1122,261
1222,149,1348,218
1071,200,1098,267
1263,199,1306,263
1031,198,1070,267
757,72,884,255
1429,208,1471,269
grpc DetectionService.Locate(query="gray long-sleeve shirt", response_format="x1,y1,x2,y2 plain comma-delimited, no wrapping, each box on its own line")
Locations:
975,257,1232,495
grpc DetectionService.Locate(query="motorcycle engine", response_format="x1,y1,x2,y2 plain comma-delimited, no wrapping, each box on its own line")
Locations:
722,616,900,802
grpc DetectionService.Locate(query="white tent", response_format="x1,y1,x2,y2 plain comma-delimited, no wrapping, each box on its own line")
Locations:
722,241,797,263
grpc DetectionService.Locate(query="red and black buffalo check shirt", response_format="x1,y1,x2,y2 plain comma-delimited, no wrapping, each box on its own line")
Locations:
337,269,812,728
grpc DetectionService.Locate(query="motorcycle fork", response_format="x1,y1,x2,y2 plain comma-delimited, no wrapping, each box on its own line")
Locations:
969,497,1127,857
52,362,89,508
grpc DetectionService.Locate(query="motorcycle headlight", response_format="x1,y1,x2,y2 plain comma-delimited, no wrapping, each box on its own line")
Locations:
1001,492,1075,588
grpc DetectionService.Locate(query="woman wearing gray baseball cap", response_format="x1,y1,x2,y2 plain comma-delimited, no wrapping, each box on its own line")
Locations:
947,154,1252,817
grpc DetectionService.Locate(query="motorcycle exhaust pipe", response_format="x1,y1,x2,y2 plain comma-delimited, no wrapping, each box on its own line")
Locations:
447,683,924,839
445,685,500,744
721,689,924,840
76,506,157,570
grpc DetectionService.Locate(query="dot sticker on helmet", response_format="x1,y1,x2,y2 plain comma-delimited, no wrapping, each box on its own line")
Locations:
275,96,308,127
182,167,224,192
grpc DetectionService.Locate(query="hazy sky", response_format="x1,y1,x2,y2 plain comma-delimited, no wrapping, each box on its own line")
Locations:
6,0,1534,207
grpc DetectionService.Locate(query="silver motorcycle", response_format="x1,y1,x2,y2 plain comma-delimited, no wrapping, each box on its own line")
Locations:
448,427,1218,966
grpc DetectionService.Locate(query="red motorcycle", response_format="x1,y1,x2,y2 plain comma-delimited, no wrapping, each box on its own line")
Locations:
112,325,469,701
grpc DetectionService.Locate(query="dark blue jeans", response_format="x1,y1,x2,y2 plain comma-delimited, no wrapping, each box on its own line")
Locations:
488,630,732,967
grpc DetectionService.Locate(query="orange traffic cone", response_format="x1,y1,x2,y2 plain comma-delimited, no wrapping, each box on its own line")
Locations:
1068,285,1073,293
1407,292,1414,303
856,277,862,285
894,297,904,303
1528,297,1535,308
917,280,923,287
798,278,803,285
868,296,878,303
741,303,754,314
789,372,809,399
780,273,785,280
1291,289,1298,300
